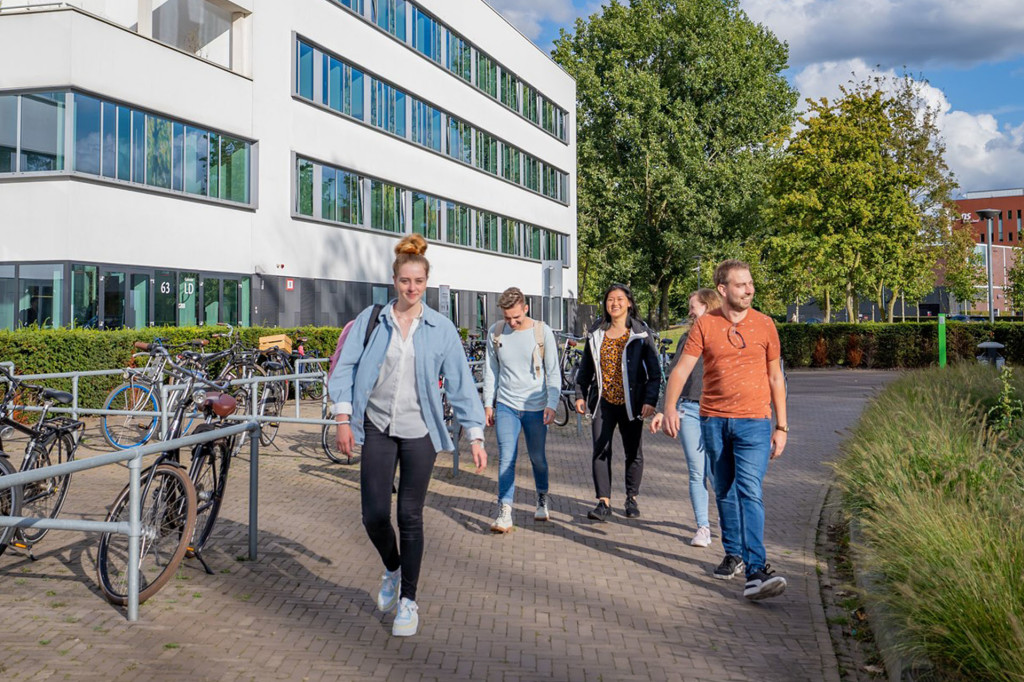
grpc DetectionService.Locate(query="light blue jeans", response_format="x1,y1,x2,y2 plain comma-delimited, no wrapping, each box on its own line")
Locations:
700,417,772,576
677,400,710,528
495,402,549,505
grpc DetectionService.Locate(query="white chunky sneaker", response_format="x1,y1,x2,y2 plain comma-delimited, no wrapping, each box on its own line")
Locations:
690,526,712,548
534,493,550,521
392,597,419,636
490,503,513,533
377,568,400,612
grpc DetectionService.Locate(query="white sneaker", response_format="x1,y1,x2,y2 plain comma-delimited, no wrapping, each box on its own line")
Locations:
377,568,400,612
490,503,513,533
534,493,550,522
392,597,419,636
690,526,712,548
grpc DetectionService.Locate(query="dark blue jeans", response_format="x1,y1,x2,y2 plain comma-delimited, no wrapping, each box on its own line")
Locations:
700,417,771,576
494,402,549,505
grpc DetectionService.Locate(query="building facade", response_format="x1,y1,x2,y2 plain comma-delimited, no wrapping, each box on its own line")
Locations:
954,189,1023,317
0,0,577,331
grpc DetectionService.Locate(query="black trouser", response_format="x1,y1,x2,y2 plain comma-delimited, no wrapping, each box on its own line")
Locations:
591,399,645,500
361,419,437,602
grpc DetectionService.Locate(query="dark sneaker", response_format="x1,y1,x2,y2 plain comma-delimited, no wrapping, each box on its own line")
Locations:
587,500,611,522
624,496,640,518
744,564,787,600
713,554,745,580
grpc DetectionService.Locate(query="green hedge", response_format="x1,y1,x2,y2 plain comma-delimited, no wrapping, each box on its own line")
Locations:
0,326,342,409
777,322,1024,369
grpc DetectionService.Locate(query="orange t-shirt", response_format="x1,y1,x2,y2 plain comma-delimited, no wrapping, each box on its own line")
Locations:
681,308,780,418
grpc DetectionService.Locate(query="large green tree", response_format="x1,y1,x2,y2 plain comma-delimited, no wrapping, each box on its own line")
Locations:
938,219,985,313
553,0,796,327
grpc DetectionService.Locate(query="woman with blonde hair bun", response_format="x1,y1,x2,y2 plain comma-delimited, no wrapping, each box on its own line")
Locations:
328,233,487,637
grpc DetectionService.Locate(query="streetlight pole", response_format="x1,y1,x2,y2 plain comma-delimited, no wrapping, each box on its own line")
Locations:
977,208,1001,324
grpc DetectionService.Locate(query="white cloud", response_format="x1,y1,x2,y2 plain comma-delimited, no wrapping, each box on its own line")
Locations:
484,0,575,41
742,0,1024,69
792,60,1024,194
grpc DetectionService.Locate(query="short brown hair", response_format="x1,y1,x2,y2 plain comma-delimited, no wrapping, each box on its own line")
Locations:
714,259,750,288
497,287,527,310
692,288,722,312
393,234,429,277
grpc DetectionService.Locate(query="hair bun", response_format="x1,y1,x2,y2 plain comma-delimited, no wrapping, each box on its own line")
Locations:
395,234,428,257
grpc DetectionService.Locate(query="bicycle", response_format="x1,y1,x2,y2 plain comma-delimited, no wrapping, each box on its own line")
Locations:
100,338,207,450
552,333,585,426
0,452,20,556
0,364,84,557
96,343,231,605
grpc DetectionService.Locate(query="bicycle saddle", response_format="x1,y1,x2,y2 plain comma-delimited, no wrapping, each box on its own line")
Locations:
202,392,237,418
262,361,286,371
41,388,73,405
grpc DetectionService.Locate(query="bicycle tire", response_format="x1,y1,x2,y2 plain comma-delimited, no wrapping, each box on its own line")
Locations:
0,455,22,556
187,437,231,555
553,397,570,427
96,464,197,606
258,383,284,447
321,422,349,464
101,383,158,450
19,432,75,544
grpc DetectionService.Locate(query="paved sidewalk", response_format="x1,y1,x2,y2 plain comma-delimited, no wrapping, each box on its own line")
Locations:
0,369,895,681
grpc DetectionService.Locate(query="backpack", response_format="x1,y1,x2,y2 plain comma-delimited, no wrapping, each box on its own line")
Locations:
489,319,546,376
327,303,384,382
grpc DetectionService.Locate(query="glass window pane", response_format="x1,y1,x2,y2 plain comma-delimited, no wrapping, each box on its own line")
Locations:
298,41,314,100
502,221,520,256
338,168,362,224
476,212,498,252
523,85,539,124
351,68,364,120
131,110,145,183
220,136,249,203
445,201,470,246
500,71,520,112
371,179,403,233
411,98,441,152
178,273,199,326
0,94,15,173
447,32,472,82
146,115,172,189
0,265,16,331
20,92,65,172
476,53,497,98
322,166,337,221
19,263,64,328
447,116,472,165
171,122,184,191
413,7,440,62
240,276,251,327
102,102,117,178
476,131,497,175
203,277,220,325
71,264,99,328
502,145,520,183
130,273,149,329
411,191,440,240
102,271,126,329
184,127,209,196
328,56,343,111
297,158,314,216
117,105,131,181
373,0,406,41
222,279,238,326
154,270,177,326
208,133,221,198
74,93,102,175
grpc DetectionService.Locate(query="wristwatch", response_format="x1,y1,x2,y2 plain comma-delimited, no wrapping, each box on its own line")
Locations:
775,424,789,432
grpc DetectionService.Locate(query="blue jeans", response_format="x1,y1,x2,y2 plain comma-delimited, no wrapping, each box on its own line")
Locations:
495,402,549,505
677,400,710,528
700,417,772,576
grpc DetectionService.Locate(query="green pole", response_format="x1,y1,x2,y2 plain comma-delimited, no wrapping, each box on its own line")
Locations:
938,313,947,367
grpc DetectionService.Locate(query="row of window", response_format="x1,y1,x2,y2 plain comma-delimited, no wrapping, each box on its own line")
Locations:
973,209,1021,243
329,0,569,142
296,40,570,203
295,156,570,266
0,91,252,205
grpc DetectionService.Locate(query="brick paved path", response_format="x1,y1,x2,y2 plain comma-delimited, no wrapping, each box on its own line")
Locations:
0,369,895,681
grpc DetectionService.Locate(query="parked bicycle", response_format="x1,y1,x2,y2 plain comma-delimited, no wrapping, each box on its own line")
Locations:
0,364,84,557
552,333,585,426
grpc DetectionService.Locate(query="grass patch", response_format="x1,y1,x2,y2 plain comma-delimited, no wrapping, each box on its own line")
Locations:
835,364,1024,681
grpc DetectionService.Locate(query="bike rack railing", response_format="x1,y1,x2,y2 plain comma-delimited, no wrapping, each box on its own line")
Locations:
0,419,261,622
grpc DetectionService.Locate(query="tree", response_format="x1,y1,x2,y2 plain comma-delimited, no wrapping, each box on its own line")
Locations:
940,221,986,313
553,0,797,328
762,74,958,322
1003,249,1024,315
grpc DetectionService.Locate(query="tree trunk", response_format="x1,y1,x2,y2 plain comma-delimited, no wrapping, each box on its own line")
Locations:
886,289,898,323
846,282,857,323
658,276,673,331
876,281,885,319
823,291,832,324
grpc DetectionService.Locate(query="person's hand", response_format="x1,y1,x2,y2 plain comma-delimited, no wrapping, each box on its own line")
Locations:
485,407,495,427
335,418,355,455
649,412,664,434
543,407,555,425
770,429,787,460
471,441,488,471
575,399,587,415
663,406,681,438
640,404,656,420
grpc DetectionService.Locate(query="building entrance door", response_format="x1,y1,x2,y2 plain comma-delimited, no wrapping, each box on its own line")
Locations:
99,270,151,329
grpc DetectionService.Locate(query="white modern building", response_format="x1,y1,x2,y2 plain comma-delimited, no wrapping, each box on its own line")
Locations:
0,0,577,331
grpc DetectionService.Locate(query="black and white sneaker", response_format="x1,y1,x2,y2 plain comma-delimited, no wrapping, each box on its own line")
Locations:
743,564,787,600
713,554,745,580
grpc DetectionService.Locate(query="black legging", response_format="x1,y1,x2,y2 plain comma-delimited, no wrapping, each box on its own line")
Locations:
360,419,438,602
591,399,645,500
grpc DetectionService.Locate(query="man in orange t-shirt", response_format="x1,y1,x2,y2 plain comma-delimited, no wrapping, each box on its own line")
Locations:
663,259,789,601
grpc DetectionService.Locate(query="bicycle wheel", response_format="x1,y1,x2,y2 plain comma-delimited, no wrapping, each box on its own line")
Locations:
322,421,349,464
0,455,22,556
258,382,284,447
19,432,76,544
96,464,196,606
187,437,231,555
101,383,158,450
553,396,570,427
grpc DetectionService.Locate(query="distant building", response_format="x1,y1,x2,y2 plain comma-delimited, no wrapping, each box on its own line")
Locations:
953,189,1023,317
0,0,577,331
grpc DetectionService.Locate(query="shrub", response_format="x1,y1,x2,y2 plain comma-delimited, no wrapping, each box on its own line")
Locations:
846,333,863,368
811,336,828,367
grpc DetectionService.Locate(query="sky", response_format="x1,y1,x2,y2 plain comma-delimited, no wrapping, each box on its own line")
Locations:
487,0,1024,197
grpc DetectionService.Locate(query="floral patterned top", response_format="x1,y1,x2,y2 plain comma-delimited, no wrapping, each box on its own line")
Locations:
600,333,629,405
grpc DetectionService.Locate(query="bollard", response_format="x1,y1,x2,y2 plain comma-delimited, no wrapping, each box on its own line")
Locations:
938,313,947,367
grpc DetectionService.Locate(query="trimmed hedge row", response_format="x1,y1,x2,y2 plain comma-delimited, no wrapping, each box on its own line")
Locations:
777,322,1024,369
0,326,342,410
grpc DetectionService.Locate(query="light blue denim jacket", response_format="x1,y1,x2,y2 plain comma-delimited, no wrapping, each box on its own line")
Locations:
328,301,485,452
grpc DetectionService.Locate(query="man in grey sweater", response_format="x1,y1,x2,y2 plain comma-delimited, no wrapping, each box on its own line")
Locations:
483,287,561,532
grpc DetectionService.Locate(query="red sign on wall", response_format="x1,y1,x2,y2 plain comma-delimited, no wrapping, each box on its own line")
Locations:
285,279,294,291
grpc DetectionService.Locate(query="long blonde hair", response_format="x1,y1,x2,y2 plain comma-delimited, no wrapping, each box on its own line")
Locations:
393,234,430,277
692,287,722,313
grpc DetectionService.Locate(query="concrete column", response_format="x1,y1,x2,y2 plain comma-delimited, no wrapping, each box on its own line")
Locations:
231,11,251,77
136,0,153,37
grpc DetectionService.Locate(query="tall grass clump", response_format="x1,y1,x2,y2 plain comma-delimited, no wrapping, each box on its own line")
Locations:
835,364,1024,681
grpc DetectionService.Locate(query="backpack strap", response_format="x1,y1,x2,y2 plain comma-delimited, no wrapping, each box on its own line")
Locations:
531,319,545,376
363,303,384,348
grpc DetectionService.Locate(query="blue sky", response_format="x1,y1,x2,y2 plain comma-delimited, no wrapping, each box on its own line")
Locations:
488,0,1024,196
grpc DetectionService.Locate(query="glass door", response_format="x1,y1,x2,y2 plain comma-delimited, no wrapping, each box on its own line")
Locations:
179,272,198,326
101,271,126,329
154,270,177,326
128,273,150,329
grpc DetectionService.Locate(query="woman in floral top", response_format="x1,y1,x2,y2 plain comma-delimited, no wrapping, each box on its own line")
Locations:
574,283,662,521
